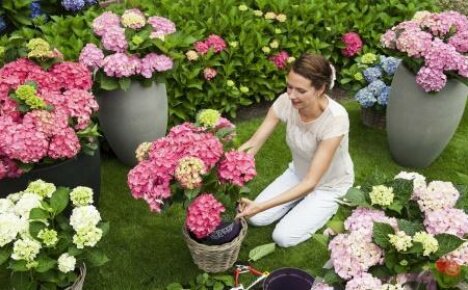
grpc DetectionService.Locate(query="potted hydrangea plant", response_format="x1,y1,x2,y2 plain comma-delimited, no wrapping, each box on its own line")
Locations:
312,172,467,290
79,8,178,166
128,109,256,272
0,180,109,289
380,11,468,168
0,38,100,198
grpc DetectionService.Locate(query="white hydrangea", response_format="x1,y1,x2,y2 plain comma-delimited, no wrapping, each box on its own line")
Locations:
388,231,413,252
58,253,76,273
38,228,59,247
17,216,32,239
0,198,14,214
0,213,21,246
11,238,41,261
26,179,56,199
70,186,94,207
13,193,42,218
7,192,24,203
380,283,407,290
369,185,394,206
413,231,439,256
73,226,103,249
70,205,101,232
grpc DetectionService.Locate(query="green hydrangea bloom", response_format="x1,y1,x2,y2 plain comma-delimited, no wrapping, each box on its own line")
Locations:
15,85,47,109
38,229,59,247
26,180,56,199
361,53,377,64
369,185,394,206
354,72,364,81
413,231,439,256
197,109,221,128
70,186,94,207
27,38,54,58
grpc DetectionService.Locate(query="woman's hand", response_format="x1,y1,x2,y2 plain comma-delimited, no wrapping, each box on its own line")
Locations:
235,197,263,219
238,142,255,155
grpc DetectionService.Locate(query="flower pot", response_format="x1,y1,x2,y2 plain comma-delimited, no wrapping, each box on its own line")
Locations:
96,81,168,167
182,218,248,273
361,107,386,130
263,268,315,290
190,220,242,246
0,150,101,202
386,64,468,168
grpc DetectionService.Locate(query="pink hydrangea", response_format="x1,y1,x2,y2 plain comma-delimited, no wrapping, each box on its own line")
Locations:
61,89,99,130
448,30,468,53
218,151,256,187
215,117,236,141
0,123,48,163
329,231,383,280
344,207,398,240
175,156,207,189
341,32,363,57
102,53,134,78
459,56,468,78
194,41,210,55
148,16,176,38
48,127,81,159
0,58,43,84
423,38,459,71
186,193,225,239
443,242,468,265
49,62,93,91
23,110,67,137
102,26,128,53
416,67,447,92
380,30,397,49
269,51,289,69
311,282,334,290
92,11,121,36
395,30,433,58
79,43,104,70
424,208,468,238
127,160,172,201
345,273,382,289
0,157,22,179
413,180,459,212
206,34,227,53
152,54,173,72
203,67,217,80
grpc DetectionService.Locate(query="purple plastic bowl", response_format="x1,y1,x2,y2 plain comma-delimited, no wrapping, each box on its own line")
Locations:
263,267,314,290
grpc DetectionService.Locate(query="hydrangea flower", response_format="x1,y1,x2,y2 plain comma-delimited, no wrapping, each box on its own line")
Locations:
61,0,85,12
12,193,42,217
58,253,76,273
361,53,377,64
367,80,386,96
38,228,59,247
73,226,103,248
424,208,468,238
197,109,221,128
203,67,217,80
413,181,459,212
345,272,382,290
26,179,56,199
174,156,207,189
79,43,104,70
218,151,256,187
389,231,413,252
344,207,398,240
0,213,21,246
147,16,176,38
70,186,94,207
363,67,382,83
121,9,146,29
354,87,376,108
311,282,334,290
379,56,401,76
412,231,438,256
341,32,363,57
377,86,390,106
443,242,468,265
135,142,152,161
30,1,43,18
270,51,289,69
12,238,41,261
101,26,128,53
69,205,102,232
369,185,394,206
186,194,225,239
92,12,120,36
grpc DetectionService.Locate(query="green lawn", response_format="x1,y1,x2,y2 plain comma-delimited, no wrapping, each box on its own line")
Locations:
1,100,467,289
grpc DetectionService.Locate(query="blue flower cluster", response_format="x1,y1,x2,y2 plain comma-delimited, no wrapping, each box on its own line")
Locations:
355,55,400,108
0,16,6,34
61,0,96,12
30,1,43,19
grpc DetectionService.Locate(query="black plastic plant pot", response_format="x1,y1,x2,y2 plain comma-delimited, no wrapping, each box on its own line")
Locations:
263,267,315,290
190,220,242,246
0,150,101,203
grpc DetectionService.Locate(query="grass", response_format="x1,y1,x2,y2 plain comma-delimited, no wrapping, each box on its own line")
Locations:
1,99,467,289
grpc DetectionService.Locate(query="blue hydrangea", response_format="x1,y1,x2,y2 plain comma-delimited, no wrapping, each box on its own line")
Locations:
0,16,6,34
354,87,377,108
61,0,86,11
363,66,382,83
377,86,390,106
368,80,386,96
30,1,43,19
379,56,401,76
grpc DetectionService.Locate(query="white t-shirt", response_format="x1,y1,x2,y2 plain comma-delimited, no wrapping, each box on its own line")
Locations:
272,93,354,190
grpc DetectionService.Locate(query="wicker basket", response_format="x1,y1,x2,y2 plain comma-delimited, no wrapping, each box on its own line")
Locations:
65,263,86,290
183,218,248,273
361,107,386,130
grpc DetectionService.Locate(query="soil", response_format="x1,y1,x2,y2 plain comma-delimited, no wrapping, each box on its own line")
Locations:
233,87,350,122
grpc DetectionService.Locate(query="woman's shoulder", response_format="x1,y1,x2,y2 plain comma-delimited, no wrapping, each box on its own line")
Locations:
326,97,348,118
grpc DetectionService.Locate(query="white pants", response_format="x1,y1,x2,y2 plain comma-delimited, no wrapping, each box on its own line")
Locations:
249,166,351,248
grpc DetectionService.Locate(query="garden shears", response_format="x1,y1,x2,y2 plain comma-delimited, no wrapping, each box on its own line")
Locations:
231,263,269,290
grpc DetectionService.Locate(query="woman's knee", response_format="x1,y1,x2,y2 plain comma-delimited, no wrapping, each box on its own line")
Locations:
272,227,301,248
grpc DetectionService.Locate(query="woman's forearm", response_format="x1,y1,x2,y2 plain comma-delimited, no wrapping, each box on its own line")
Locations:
259,180,316,211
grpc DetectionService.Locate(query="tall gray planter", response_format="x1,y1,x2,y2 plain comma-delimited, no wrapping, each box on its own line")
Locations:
97,82,168,166
386,64,468,168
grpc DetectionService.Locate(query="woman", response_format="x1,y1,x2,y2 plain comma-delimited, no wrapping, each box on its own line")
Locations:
236,53,354,247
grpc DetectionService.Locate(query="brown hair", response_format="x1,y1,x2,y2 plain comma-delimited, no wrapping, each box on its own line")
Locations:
291,53,333,92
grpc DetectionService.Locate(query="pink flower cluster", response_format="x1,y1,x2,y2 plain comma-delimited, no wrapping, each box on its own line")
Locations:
80,10,175,79
186,193,225,239
381,11,468,92
203,67,217,81
413,180,460,212
424,208,468,238
345,273,382,290
443,242,468,265
0,59,98,179
343,207,398,240
329,230,384,280
269,51,289,69
218,150,256,187
194,34,227,55
341,32,363,57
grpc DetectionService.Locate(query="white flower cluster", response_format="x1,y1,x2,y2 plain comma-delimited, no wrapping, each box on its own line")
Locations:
70,205,102,249
0,198,14,213
413,231,439,256
70,186,94,207
25,179,56,199
380,283,408,290
0,213,21,246
58,253,76,273
388,231,413,252
11,238,41,262
13,193,42,218
38,228,59,247
369,185,394,206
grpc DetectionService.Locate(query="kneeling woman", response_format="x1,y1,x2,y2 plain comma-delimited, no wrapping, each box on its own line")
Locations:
236,53,354,247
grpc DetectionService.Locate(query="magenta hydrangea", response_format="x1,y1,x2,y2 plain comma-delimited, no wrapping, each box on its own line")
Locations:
269,51,289,69
424,208,468,238
49,62,93,91
48,128,81,159
186,193,225,239
0,123,48,163
341,32,363,57
194,41,210,55
79,43,104,70
218,151,256,187
194,35,227,55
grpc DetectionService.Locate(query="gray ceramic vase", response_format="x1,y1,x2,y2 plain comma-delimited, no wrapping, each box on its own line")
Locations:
97,81,168,166
386,64,468,168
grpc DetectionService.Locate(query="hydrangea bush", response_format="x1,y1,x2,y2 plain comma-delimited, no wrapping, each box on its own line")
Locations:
0,180,109,289
314,172,468,289
79,8,177,91
381,11,468,92
0,39,99,180
128,109,256,239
